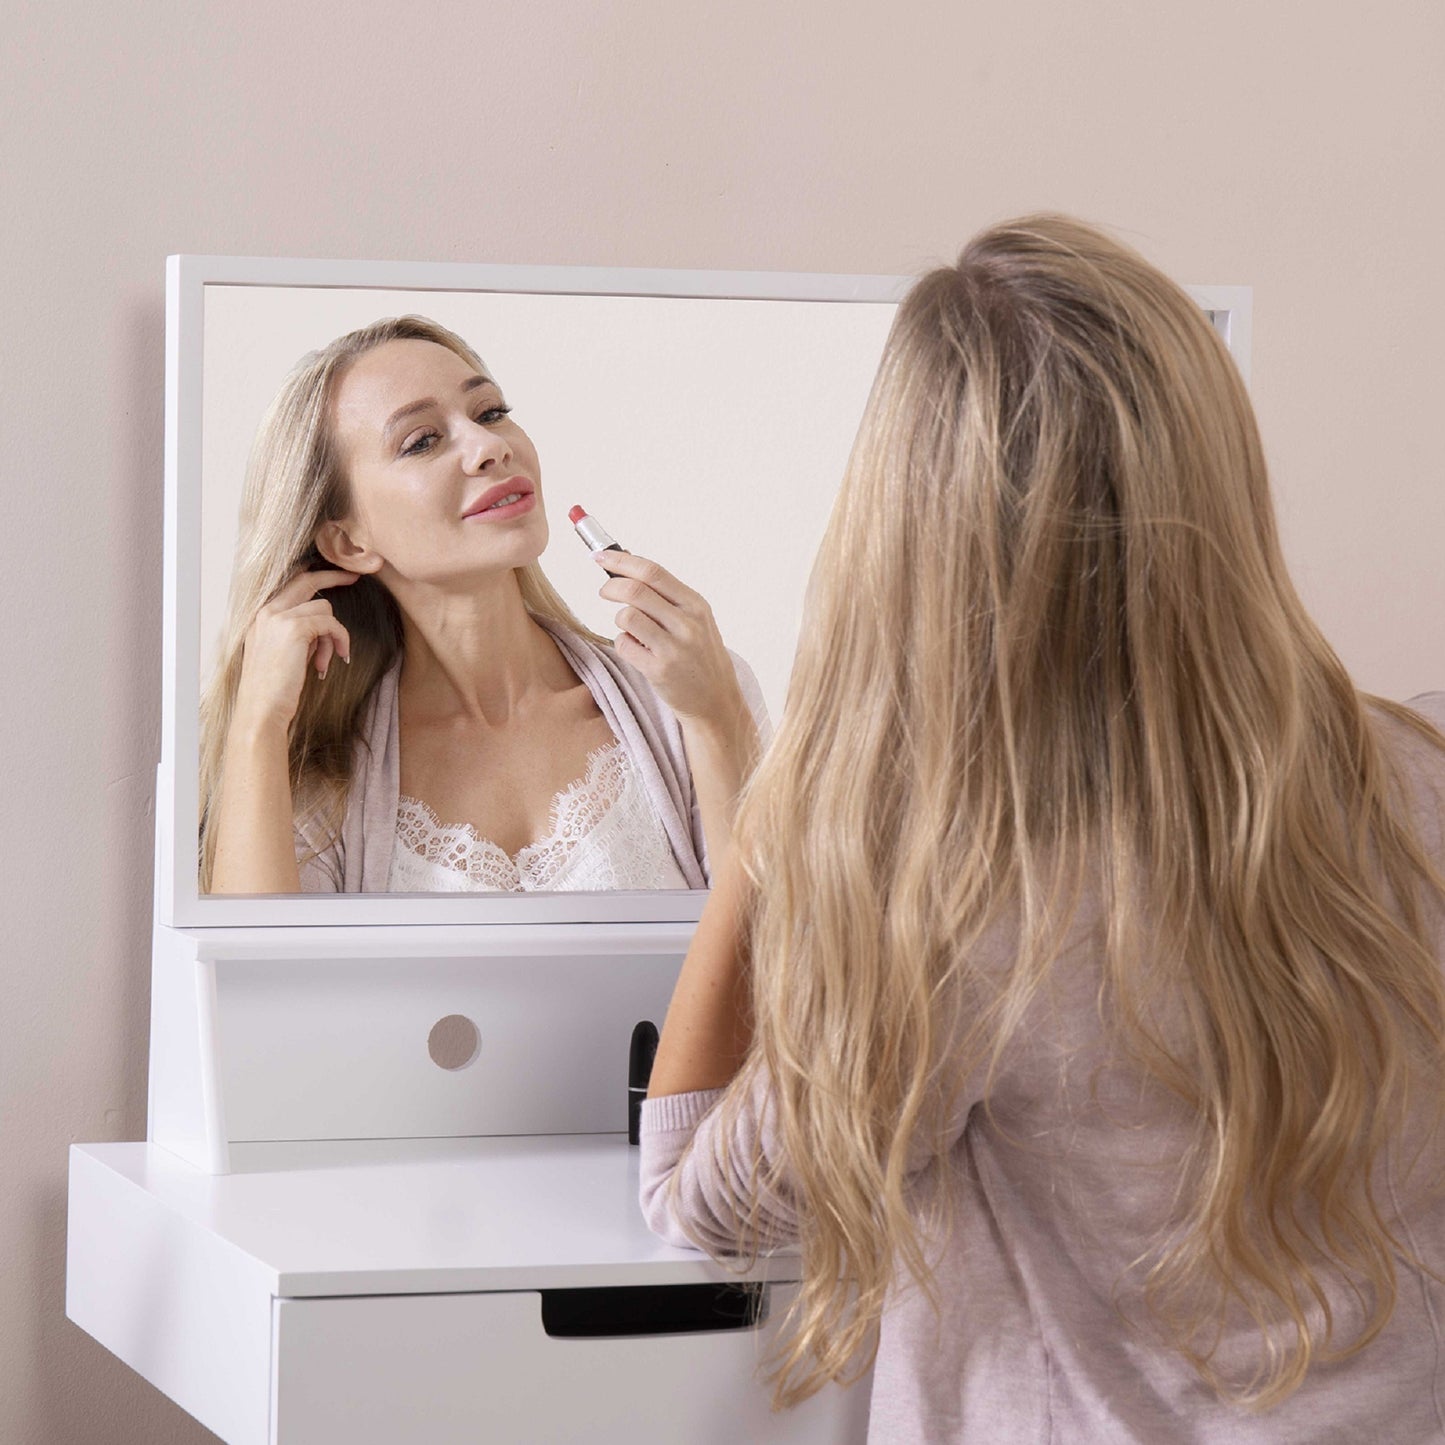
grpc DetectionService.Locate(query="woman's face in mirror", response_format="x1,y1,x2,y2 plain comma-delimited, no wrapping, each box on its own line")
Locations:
319,338,547,589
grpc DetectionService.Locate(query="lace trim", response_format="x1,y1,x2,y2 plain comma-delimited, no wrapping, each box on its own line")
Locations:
394,741,653,891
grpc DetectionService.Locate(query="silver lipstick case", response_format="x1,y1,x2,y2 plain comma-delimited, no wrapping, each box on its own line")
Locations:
573,513,620,552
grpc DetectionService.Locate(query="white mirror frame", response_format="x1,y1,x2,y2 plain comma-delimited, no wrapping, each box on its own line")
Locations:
159,256,1250,929
161,257,914,928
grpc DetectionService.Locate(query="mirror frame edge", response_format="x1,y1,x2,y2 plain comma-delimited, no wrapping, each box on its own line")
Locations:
160,254,916,929
159,257,1249,929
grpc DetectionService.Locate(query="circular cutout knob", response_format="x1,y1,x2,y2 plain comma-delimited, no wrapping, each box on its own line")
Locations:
427,1014,481,1071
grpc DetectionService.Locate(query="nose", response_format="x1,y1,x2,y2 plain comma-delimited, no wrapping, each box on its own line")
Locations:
462,417,512,474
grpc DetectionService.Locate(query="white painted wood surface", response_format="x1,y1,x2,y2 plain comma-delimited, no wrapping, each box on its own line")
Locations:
68,1139,872,1444
148,922,695,1172
271,1287,865,1444
86,1134,756,1295
67,1147,276,1445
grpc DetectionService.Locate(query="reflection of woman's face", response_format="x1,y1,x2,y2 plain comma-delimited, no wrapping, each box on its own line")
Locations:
326,338,547,588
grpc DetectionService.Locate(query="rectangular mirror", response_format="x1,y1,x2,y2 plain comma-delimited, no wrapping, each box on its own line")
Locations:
162,259,909,927
161,258,1249,928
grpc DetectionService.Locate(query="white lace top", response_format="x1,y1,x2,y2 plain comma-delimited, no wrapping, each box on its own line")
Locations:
386,740,691,893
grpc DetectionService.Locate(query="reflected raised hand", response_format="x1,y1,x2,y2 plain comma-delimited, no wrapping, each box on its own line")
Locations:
234,567,361,733
593,550,744,729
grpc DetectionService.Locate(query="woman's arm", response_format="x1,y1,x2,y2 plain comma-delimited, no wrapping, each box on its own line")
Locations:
591,551,760,863
648,846,754,1096
208,567,357,894
640,848,800,1252
676,702,759,873
641,849,980,1255
209,716,304,894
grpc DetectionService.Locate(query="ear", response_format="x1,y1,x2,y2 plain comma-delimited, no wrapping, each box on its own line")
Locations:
314,519,384,575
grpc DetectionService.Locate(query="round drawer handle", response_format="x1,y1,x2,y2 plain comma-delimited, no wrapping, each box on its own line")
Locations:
427,1014,481,1071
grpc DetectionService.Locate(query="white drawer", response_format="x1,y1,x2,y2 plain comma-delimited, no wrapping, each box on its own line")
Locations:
272,1284,871,1444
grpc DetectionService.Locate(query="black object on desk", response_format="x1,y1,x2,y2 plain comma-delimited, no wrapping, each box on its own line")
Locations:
628,1020,659,1145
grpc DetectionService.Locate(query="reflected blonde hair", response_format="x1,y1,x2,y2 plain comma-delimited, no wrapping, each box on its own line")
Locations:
198,315,597,890
726,215,1445,1407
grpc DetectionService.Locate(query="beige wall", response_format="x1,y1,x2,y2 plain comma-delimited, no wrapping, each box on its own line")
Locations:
2,2,1440,1439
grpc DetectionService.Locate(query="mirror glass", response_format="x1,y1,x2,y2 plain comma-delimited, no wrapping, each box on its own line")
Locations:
195,277,901,902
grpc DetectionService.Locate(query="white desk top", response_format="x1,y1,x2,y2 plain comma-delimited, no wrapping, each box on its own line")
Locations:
73,1136,786,1298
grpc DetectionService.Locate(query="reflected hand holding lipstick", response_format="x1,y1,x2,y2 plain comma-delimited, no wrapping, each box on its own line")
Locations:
570,502,749,729
569,500,759,873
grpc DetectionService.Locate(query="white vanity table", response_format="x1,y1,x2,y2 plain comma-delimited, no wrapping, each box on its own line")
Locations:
65,255,1249,1442
69,913,874,1442
68,1133,867,1443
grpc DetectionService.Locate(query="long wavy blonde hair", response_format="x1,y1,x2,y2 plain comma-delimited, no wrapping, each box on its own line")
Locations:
726,215,1445,1408
198,315,598,890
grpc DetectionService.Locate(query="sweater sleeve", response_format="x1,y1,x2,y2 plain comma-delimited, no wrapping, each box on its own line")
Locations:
639,1059,980,1257
638,1074,802,1255
644,1057,982,1260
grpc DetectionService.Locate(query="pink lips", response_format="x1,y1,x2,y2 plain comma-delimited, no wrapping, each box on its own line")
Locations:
463,477,536,520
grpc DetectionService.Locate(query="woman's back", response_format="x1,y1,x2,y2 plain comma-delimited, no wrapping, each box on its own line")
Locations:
871,697,1445,1443
644,694,1445,1440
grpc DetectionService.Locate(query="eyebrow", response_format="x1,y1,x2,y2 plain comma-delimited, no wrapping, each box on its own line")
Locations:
382,375,496,445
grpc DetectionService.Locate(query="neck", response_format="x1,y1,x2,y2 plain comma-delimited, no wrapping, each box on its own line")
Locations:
391,568,571,725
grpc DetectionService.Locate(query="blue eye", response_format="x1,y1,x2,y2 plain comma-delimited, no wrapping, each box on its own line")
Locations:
476,405,512,426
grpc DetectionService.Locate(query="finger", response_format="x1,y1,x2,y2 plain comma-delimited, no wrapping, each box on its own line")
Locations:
591,550,698,608
294,613,352,665
314,635,334,678
598,576,687,632
614,605,669,655
273,567,363,609
284,599,339,620
324,618,352,664
613,628,656,671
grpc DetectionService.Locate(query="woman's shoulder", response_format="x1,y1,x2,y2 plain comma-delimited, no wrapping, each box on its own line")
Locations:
1401,691,1445,731
1371,690,1445,759
1369,691,1445,850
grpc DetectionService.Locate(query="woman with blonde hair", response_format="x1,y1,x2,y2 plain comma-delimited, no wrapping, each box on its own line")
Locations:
202,315,764,893
640,215,1445,1439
